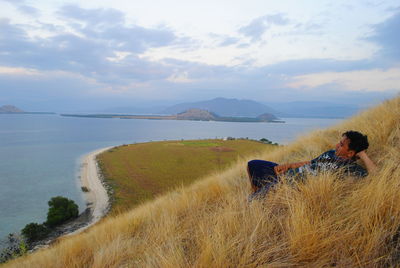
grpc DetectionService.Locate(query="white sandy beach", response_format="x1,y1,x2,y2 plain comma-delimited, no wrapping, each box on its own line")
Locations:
69,147,113,235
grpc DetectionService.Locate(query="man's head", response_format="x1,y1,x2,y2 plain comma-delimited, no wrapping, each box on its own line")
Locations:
335,130,369,159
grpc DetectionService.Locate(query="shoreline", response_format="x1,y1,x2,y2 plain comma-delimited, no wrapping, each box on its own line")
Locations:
18,146,115,252
68,146,113,235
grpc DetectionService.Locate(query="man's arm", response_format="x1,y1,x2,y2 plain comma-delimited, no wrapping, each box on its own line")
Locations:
274,161,310,175
356,150,377,174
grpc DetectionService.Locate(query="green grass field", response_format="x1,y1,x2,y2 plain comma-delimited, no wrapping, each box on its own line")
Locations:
97,139,276,214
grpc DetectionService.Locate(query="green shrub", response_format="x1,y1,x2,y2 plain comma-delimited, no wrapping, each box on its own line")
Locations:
46,196,79,227
260,138,278,145
21,223,49,244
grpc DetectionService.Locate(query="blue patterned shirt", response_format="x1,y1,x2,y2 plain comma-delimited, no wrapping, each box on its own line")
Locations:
285,150,368,181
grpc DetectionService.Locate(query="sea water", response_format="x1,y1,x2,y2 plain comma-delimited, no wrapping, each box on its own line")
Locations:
0,114,341,245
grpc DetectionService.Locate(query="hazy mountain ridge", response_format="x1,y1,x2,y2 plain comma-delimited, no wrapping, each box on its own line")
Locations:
161,98,361,118
161,97,277,117
4,99,363,119
99,98,363,119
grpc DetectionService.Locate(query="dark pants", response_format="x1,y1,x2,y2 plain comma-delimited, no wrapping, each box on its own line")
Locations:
247,160,279,195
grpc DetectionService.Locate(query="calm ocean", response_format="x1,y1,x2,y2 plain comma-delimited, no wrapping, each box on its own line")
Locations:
0,114,341,245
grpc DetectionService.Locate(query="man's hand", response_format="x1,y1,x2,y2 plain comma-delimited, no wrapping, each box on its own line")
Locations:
356,150,377,173
274,164,289,175
274,161,311,175
355,150,367,158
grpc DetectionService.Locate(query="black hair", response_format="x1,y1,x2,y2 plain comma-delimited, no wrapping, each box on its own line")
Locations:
342,130,369,153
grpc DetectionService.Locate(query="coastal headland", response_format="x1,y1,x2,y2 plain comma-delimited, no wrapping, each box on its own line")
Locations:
32,139,276,244
96,139,277,214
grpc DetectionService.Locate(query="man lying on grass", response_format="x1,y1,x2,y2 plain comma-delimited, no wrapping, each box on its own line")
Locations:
247,130,377,200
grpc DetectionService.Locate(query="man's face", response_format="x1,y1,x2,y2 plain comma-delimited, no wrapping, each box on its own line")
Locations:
335,135,356,159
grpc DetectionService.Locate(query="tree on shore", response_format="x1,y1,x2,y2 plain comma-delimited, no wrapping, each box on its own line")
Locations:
19,196,79,244
46,196,79,227
1,196,80,263
21,223,49,244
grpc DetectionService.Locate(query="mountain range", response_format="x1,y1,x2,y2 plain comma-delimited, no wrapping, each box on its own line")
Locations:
158,98,362,118
161,98,277,117
5,98,364,119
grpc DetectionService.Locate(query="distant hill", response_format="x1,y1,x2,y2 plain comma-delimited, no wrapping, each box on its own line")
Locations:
0,105,24,113
175,109,280,122
257,113,278,121
0,105,54,115
176,109,217,121
161,97,277,117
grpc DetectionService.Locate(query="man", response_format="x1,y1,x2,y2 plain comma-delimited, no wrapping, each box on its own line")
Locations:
247,130,377,200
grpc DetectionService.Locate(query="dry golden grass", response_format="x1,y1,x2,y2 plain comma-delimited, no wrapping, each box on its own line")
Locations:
97,139,275,214
4,97,400,267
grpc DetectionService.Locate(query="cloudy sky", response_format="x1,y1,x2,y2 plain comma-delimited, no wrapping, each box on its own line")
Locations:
0,0,399,111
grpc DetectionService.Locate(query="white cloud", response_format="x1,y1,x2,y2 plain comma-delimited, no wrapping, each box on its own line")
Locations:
167,71,195,83
287,68,400,92
106,51,132,63
0,65,99,85
0,66,39,75
1,1,399,109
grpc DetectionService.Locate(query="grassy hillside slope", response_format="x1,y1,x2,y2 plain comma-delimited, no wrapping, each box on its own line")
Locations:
5,97,400,267
97,139,275,214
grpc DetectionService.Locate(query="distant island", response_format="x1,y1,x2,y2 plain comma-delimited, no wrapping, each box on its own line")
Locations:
61,108,284,123
0,105,24,113
0,105,55,115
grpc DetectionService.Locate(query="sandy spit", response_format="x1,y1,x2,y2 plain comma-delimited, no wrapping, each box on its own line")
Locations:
68,146,113,235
